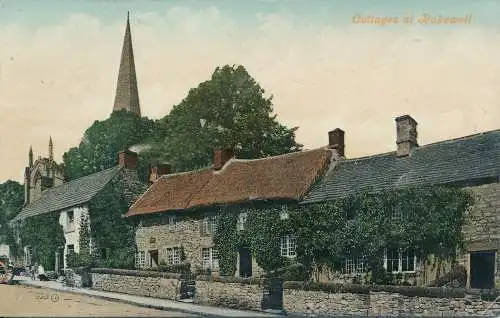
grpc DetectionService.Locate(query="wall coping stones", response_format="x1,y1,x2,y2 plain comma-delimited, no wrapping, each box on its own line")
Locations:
90,268,182,280
283,281,500,299
196,274,264,285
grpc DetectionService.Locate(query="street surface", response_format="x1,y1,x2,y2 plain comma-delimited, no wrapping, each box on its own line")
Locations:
0,284,199,316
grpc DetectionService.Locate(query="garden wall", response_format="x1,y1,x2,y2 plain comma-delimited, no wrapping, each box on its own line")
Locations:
89,268,182,301
194,275,265,312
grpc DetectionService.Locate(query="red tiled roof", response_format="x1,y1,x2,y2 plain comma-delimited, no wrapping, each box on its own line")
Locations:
124,148,334,217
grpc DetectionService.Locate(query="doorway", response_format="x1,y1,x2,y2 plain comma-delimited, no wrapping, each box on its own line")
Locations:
239,247,252,278
470,250,495,289
149,250,159,268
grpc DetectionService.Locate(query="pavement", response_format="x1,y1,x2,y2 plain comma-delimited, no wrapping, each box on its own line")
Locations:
15,276,283,318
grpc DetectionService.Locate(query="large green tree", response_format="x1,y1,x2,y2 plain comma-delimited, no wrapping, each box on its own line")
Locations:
63,110,158,181
143,65,303,172
0,180,24,245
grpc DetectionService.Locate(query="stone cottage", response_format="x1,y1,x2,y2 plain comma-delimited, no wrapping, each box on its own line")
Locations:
9,150,146,271
301,114,500,288
124,131,343,277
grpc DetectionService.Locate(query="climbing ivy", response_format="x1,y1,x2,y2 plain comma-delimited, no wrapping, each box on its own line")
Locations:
17,213,65,269
86,180,137,269
214,186,474,283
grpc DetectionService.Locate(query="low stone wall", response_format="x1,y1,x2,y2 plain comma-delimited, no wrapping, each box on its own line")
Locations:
64,267,91,288
284,281,500,316
195,275,265,311
90,268,182,301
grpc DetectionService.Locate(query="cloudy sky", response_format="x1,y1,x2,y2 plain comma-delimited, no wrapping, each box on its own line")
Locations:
0,0,499,182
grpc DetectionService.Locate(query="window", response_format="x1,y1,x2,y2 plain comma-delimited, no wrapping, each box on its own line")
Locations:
280,235,297,258
344,255,367,274
135,251,146,268
279,207,289,220
166,247,181,265
237,213,247,231
67,244,75,255
67,210,75,232
202,215,217,235
201,247,219,270
392,203,403,220
24,246,32,265
384,248,417,273
166,215,176,229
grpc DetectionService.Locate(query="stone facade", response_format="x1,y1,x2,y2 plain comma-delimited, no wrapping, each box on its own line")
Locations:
59,206,89,269
194,276,264,312
90,268,181,300
135,210,264,276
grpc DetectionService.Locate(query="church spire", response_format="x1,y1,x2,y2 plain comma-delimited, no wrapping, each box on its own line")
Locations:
29,145,33,167
48,136,53,161
112,11,141,117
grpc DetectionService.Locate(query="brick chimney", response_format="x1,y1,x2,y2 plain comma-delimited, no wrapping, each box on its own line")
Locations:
213,148,234,170
395,115,418,157
149,163,171,185
328,128,345,157
118,150,138,169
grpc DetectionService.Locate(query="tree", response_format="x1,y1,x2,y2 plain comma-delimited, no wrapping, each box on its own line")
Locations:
63,110,158,181
143,65,302,172
0,181,24,245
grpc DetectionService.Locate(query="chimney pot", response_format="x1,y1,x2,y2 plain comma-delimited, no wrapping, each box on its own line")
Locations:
328,128,345,157
149,163,171,184
118,150,138,170
213,148,234,170
395,115,418,157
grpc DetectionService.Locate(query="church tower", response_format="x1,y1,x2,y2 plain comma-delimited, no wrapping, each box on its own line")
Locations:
112,12,141,117
23,138,65,206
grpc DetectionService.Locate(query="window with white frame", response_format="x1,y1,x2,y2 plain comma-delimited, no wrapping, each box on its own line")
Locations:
166,247,181,265
24,246,32,265
280,235,297,258
237,212,247,231
135,251,146,268
344,255,367,274
279,207,289,220
201,247,219,270
166,215,176,229
202,215,217,235
384,248,417,273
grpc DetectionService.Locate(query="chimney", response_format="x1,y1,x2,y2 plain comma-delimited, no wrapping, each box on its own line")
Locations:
328,128,345,157
213,148,234,170
118,150,138,169
149,163,171,185
395,115,418,157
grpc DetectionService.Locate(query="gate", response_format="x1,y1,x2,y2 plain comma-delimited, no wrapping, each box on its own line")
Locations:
261,278,283,311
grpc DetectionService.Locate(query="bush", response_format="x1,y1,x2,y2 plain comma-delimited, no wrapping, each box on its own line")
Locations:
157,261,191,274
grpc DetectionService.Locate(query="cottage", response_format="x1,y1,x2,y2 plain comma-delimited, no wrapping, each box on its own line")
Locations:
9,150,146,271
301,114,500,288
124,132,341,277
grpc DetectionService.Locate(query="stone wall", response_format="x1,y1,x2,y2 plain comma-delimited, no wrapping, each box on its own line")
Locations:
283,282,500,316
194,275,265,311
90,268,182,300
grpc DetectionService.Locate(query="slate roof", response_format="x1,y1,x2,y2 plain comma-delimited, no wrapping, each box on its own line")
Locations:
125,148,334,217
10,166,122,223
301,129,500,204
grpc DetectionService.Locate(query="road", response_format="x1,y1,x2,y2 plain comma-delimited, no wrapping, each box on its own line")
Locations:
0,284,199,316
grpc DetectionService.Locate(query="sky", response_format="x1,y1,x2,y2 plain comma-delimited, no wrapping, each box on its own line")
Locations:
0,0,499,182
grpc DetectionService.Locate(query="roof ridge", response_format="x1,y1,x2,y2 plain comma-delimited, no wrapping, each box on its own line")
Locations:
342,128,500,163
228,147,329,164
160,167,213,179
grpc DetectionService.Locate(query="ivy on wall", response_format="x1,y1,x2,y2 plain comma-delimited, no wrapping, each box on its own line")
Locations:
86,180,137,269
214,186,474,283
17,213,65,269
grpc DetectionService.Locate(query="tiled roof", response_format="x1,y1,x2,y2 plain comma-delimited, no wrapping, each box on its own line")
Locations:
11,166,122,223
301,129,500,204
125,148,334,217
